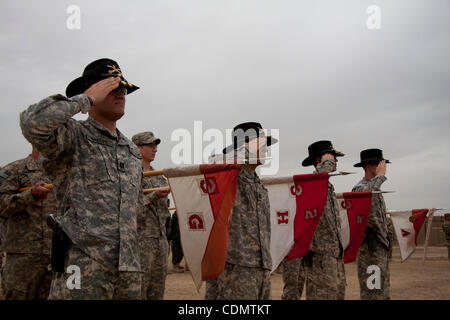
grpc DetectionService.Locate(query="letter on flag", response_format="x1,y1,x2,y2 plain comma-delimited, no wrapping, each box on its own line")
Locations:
336,192,373,263
164,164,241,289
389,209,429,262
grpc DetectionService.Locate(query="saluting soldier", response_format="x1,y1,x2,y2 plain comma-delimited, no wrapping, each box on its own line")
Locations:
352,148,392,300
0,147,56,299
215,122,276,300
133,131,171,300
20,58,143,299
301,140,346,300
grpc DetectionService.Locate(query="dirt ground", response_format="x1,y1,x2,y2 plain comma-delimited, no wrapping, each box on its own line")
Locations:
0,247,448,300
165,247,450,300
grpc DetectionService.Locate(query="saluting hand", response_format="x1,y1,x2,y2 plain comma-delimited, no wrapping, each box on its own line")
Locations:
84,77,121,106
31,181,52,200
376,160,387,176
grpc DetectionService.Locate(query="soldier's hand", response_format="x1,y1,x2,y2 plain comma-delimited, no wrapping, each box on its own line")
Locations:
31,181,52,200
321,153,335,162
156,188,170,199
376,160,387,176
84,77,121,105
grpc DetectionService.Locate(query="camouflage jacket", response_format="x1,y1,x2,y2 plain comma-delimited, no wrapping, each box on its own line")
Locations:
226,167,272,270
20,94,142,272
310,159,343,258
138,166,171,239
0,155,56,255
352,175,390,248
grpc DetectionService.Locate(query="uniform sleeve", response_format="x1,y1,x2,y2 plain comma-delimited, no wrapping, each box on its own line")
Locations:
143,192,159,206
352,175,386,192
0,166,39,218
371,175,387,190
19,93,91,160
316,159,335,173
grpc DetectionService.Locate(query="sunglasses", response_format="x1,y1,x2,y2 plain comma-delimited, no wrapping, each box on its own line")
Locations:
111,86,127,95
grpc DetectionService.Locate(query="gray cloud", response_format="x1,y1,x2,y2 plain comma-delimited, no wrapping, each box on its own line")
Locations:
1,0,449,210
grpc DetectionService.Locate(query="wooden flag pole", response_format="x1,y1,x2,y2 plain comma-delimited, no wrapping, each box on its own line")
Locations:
143,170,164,177
143,186,170,194
19,184,53,192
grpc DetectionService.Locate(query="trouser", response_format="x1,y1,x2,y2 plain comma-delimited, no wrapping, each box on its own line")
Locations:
204,279,219,300
1,253,52,300
171,235,183,266
357,237,390,300
141,237,169,300
281,257,306,300
48,245,142,300
216,263,271,300
305,252,346,300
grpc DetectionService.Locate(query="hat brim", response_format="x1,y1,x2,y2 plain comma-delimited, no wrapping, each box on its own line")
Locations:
66,75,139,98
222,136,278,155
136,138,161,146
301,150,345,167
354,158,391,167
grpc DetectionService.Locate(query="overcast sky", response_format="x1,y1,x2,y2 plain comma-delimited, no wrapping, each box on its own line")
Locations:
1,0,449,211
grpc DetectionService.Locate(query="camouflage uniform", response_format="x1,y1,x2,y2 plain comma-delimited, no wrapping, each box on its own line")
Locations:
138,167,170,300
353,175,391,300
204,279,219,300
20,94,143,300
216,167,272,300
170,212,184,267
443,214,450,261
305,159,346,300
281,257,305,300
0,155,56,299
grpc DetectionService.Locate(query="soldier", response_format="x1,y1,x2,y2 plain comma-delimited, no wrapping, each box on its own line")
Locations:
20,58,143,299
0,147,56,299
301,140,346,300
215,122,277,300
444,213,450,261
132,132,171,300
352,149,391,300
169,211,185,273
281,257,306,300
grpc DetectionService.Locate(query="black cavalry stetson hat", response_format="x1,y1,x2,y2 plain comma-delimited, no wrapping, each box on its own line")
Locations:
66,58,139,98
302,140,345,167
354,148,391,167
222,122,278,154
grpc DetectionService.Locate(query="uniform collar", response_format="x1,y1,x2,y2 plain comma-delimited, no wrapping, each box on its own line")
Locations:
25,154,41,171
239,166,259,183
86,116,129,145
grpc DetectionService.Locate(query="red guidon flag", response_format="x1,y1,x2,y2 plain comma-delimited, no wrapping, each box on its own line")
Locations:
287,173,330,261
336,192,373,263
164,164,241,289
389,209,429,262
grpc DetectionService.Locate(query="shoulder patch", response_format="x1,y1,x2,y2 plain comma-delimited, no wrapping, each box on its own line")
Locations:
0,168,12,180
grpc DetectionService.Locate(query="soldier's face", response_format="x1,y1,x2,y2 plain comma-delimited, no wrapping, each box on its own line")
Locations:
139,143,158,163
246,137,267,164
96,87,127,121
364,162,378,175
